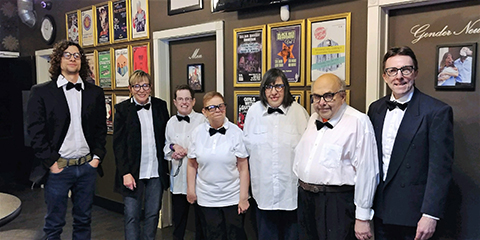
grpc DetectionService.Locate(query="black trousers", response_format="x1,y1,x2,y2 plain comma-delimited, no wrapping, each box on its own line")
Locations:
374,217,439,240
297,186,355,240
198,205,246,240
172,193,204,240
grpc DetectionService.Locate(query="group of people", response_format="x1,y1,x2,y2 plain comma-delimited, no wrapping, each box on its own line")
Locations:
27,39,453,240
437,46,473,86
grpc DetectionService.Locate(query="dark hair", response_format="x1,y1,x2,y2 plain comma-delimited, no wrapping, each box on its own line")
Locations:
259,68,294,107
203,91,224,107
383,46,419,71
129,69,151,85
174,84,195,99
49,40,89,81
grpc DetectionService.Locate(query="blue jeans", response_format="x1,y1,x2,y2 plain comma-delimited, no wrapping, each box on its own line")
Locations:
44,163,98,240
124,177,163,240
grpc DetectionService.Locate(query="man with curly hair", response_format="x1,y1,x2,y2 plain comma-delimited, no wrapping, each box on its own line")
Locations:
27,40,107,239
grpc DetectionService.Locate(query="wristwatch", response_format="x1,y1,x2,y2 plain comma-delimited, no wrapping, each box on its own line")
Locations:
170,144,175,151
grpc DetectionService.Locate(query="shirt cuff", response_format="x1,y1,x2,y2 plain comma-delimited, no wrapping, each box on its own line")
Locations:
422,213,439,221
356,206,374,221
93,155,100,162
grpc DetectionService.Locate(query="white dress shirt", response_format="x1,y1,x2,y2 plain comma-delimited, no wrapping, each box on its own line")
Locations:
187,118,249,207
243,101,309,210
133,97,159,179
293,103,379,220
164,111,205,194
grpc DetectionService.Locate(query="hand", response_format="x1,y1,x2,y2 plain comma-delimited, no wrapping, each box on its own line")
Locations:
355,219,372,240
237,199,250,214
172,152,186,160
415,216,437,240
172,144,187,160
187,190,197,204
88,158,100,168
50,162,63,174
123,174,136,191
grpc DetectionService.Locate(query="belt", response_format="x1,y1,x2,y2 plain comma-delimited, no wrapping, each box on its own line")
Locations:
57,154,92,169
299,179,354,193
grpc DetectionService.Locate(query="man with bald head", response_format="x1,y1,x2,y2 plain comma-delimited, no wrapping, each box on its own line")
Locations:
294,73,379,240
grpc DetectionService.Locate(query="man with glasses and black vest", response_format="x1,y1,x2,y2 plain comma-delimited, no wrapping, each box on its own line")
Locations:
27,40,107,239
294,73,379,240
368,46,454,240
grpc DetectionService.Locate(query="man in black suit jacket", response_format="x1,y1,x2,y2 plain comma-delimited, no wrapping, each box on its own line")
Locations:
113,70,169,240
368,46,454,240
27,40,107,239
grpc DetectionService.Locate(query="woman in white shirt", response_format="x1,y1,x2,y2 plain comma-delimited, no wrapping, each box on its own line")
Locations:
187,91,250,240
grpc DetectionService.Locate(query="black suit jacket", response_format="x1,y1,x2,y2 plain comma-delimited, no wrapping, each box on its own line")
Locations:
113,97,170,196
27,80,107,184
367,87,454,226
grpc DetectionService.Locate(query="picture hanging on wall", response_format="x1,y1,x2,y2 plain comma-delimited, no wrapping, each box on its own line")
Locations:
234,91,260,130
114,92,131,105
234,25,266,87
111,0,129,43
168,0,203,15
65,10,80,44
97,48,113,89
268,20,305,86
95,2,112,46
307,12,351,86
105,93,114,134
290,90,305,107
187,63,204,92
85,51,97,85
130,42,150,73
129,0,150,40
80,7,95,47
114,46,130,89
435,43,476,90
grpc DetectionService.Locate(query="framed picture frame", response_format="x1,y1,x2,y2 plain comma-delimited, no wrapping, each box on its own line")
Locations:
95,2,112,46
129,0,149,40
97,48,113,89
290,90,305,107
211,0,225,13
345,89,350,105
114,92,131,105
130,42,150,73
187,63,204,92
105,93,114,134
435,43,476,90
111,0,129,43
114,46,130,89
234,25,266,87
65,10,80,44
168,0,203,15
234,91,260,130
268,20,305,87
85,51,97,85
307,12,351,86
80,7,95,47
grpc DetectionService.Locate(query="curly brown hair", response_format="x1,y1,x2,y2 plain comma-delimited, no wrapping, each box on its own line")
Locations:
49,40,89,81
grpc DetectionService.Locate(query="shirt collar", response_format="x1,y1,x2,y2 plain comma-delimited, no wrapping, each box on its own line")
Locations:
204,117,229,131
57,75,84,90
262,104,288,115
319,102,347,128
131,96,151,106
389,87,414,104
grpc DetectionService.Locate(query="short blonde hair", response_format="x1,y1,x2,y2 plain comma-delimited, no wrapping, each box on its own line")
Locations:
129,70,151,86
203,91,224,107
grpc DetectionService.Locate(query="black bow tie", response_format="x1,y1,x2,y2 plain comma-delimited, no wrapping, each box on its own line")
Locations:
386,100,408,111
209,127,226,136
315,120,333,130
136,103,151,111
176,115,190,123
267,107,284,114
66,82,82,91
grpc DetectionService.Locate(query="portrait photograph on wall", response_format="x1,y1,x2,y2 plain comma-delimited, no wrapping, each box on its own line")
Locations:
95,2,111,46
112,0,129,43
80,7,94,47
268,20,305,86
234,91,260,130
97,48,112,89
66,10,80,44
187,63,204,92
85,52,97,85
234,25,266,87
129,0,149,40
435,43,476,90
105,93,114,134
307,12,351,86
115,46,130,89
168,0,203,15
131,42,150,73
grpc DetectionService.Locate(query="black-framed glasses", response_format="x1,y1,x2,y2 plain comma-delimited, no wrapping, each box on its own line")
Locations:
265,84,285,92
311,91,344,103
204,103,227,112
384,65,415,77
131,83,151,91
63,52,81,60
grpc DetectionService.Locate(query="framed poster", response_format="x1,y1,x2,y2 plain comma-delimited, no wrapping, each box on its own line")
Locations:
268,20,305,86
234,91,260,130
307,12,351,86
290,90,304,107
187,63,204,92
85,51,97,85
114,92,131,105
105,93,114,134
345,89,350,105
111,0,129,43
80,7,95,47
435,43,476,90
130,42,150,73
97,48,113,89
234,25,266,87
114,46,130,89
168,0,203,15
95,2,112,46
65,10,80,44
129,0,149,40
306,90,312,115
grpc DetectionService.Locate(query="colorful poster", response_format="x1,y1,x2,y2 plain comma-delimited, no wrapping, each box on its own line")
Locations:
112,0,128,42
130,0,149,39
66,11,79,43
235,92,260,130
236,29,263,83
115,48,129,88
81,9,94,46
98,50,112,89
105,94,113,133
96,4,110,45
132,45,149,73
270,24,302,83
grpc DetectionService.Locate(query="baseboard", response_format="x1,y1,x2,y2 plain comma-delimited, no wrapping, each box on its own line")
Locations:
93,195,124,214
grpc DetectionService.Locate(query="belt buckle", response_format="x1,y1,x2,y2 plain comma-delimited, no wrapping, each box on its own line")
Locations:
312,185,320,193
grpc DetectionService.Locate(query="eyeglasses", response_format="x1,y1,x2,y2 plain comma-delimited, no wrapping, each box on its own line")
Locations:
131,83,151,91
176,97,192,102
265,84,285,92
384,65,415,77
63,52,81,60
311,91,344,103
204,103,227,112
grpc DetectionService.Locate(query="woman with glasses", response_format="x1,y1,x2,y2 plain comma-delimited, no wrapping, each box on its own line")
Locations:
187,91,250,240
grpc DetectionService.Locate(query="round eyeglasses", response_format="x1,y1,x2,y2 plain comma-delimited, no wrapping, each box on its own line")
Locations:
63,52,81,60
384,65,415,77
131,83,151,91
